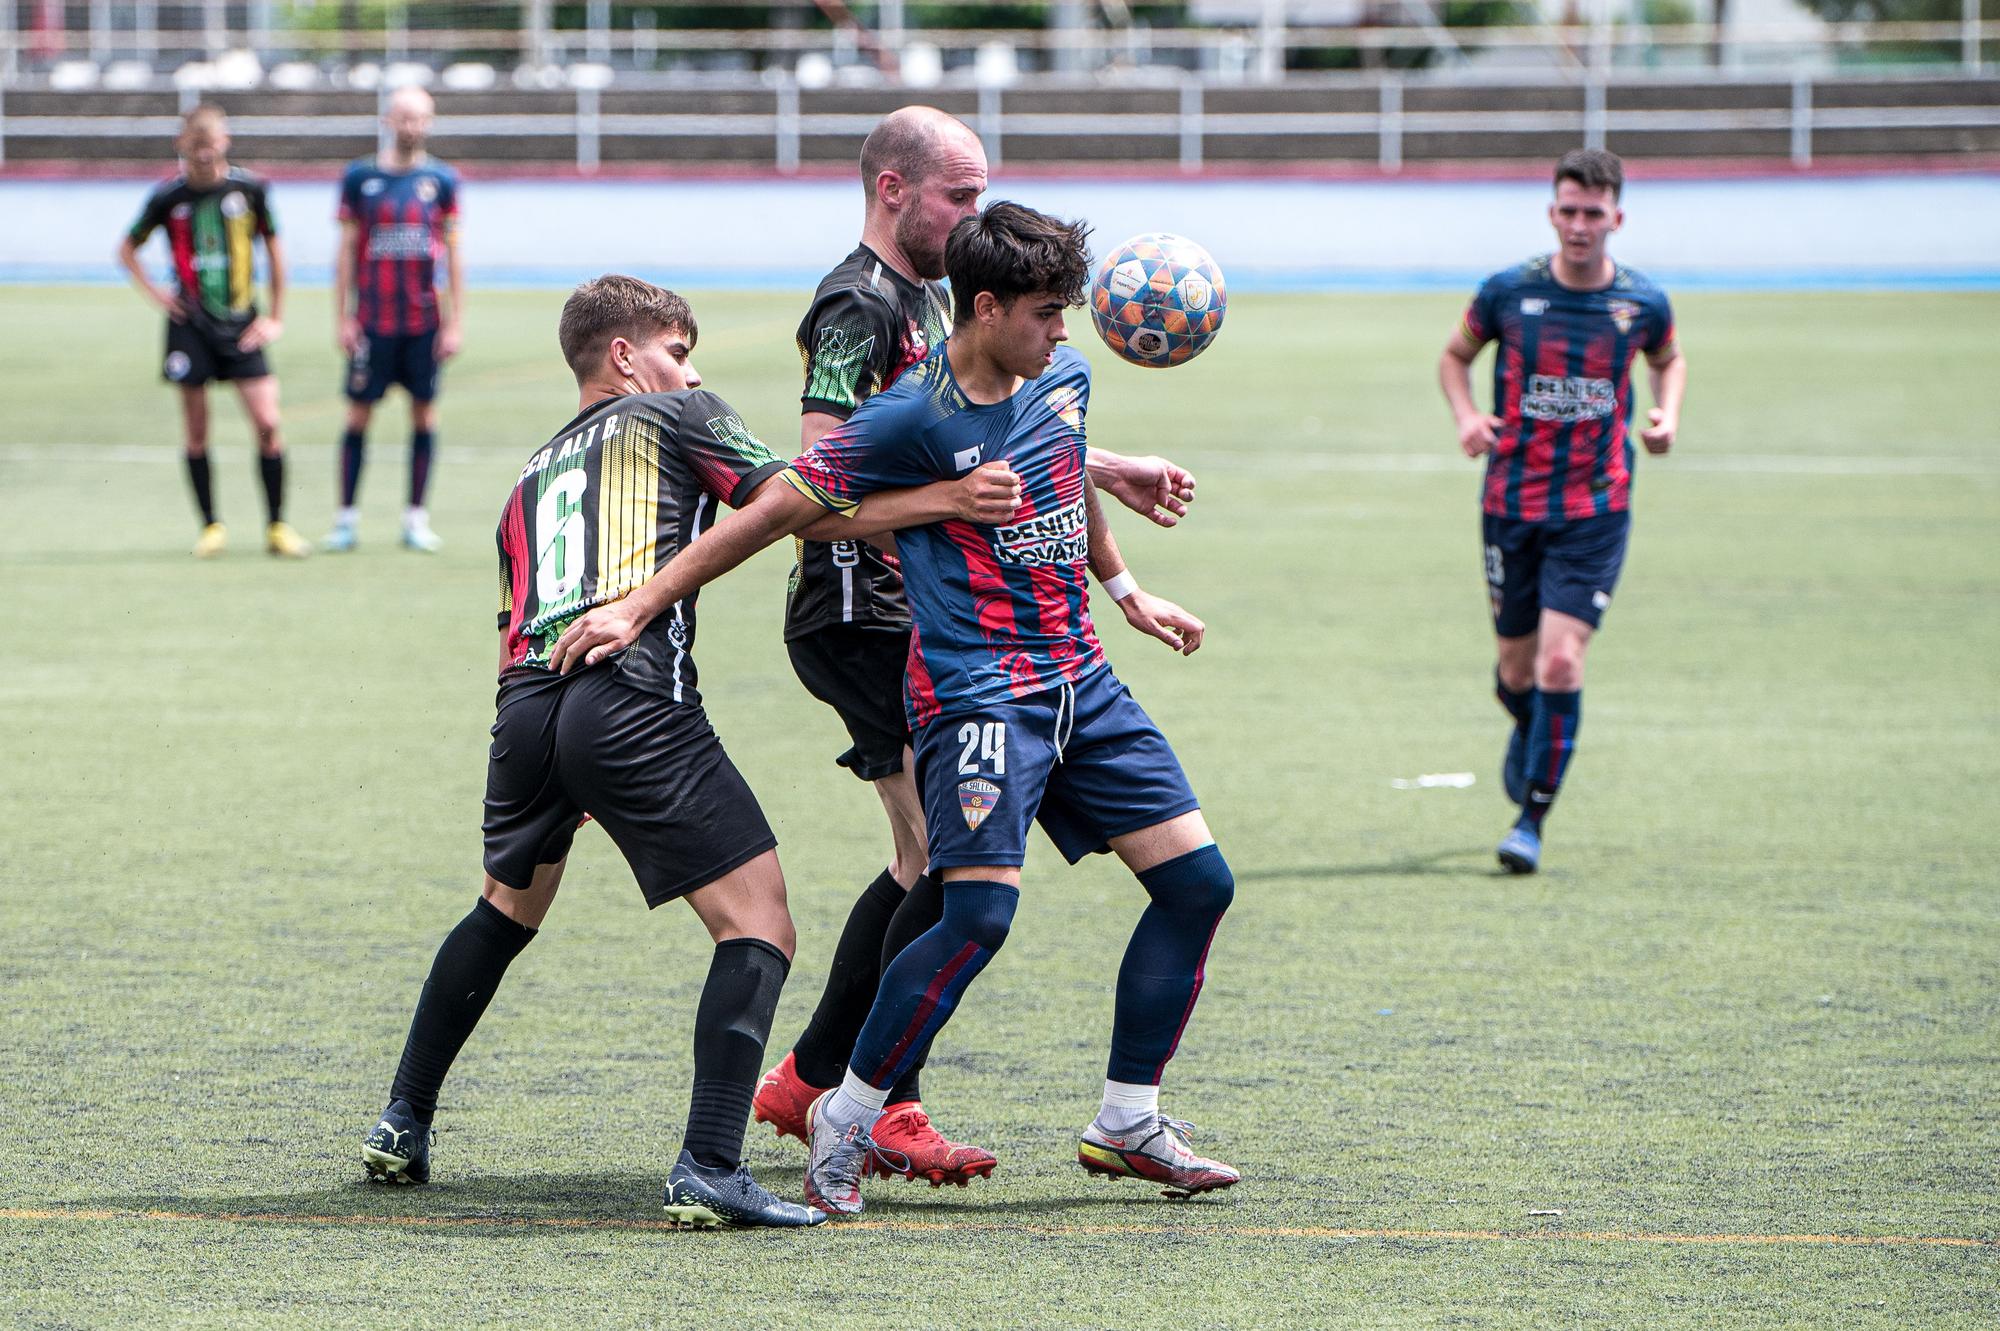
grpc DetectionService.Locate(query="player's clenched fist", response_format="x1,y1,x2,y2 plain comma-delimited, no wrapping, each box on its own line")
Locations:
1639,407,1676,455
1457,412,1503,458
952,461,1022,523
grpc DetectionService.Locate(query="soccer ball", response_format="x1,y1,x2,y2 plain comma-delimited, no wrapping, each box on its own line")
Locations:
1088,233,1227,369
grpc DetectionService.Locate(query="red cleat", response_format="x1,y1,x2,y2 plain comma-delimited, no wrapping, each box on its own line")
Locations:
751,1050,827,1145
869,1102,998,1187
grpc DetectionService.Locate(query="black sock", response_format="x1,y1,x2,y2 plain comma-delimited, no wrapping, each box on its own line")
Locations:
388,897,537,1123
409,429,435,508
882,872,944,1105
258,453,284,524
1496,668,1532,731
186,453,215,525
790,868,904,1089
684,938,790,1171
339,429,365,508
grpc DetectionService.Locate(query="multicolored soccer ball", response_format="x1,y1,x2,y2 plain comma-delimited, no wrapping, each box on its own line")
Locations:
1089,233,1227,369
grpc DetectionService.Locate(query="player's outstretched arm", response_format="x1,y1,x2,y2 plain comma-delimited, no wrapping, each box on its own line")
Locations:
1085,449,1197,528
1083,475,1204,656
1641,344,1686,455
1439,329,1501,457
547,477,824,674
795,461,1020,542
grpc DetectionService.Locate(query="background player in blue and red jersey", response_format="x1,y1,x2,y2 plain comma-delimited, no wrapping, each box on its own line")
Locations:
546,203,1243,1217
325,86,463,554
117,105,307,559
1439,148,1689,874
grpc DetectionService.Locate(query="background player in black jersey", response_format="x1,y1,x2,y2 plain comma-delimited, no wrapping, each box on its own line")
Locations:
356,275,1019,1230
752,105,1200,1187
116,105,308,559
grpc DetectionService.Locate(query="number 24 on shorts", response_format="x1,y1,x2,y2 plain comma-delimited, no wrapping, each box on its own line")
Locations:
957,721,1006,776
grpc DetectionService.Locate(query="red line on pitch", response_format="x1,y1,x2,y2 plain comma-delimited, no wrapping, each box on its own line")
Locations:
0,1207,1992,1248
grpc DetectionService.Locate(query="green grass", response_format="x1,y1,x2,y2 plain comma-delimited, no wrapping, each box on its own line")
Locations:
1,286,1995,1329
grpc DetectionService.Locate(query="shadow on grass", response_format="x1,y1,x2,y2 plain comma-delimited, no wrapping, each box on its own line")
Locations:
81,1164,1225,1228
1235,848,1502,881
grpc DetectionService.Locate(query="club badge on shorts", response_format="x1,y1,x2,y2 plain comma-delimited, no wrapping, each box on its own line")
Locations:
958,779,1000,830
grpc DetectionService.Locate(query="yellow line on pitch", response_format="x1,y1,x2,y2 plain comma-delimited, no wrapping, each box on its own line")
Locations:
0,1207,1992,1249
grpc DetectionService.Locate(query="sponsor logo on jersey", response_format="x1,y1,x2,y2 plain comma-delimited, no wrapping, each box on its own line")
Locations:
1608,299,1640,334
1521,374,1616,423
952,446,982,473
992,497,1087,567
1520,298,1548,316
958,778,1001,830
366,223,435,260
362,177,387,195
170,203,193,221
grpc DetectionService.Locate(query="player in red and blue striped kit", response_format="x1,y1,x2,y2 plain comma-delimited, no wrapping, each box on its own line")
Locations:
326,86,462,553
1440,149,1689,874
546,203,1242,1216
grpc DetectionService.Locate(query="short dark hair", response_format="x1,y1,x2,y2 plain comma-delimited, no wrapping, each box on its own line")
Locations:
557,275,696,380
860,112,939,195
1555,148,1624,200
946,201,1092,326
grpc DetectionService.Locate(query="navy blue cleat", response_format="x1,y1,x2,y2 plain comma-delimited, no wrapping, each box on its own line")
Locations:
662,1150,828,1229
1496,823,1541,875
1502,726,1528,806
361,1100,433,1185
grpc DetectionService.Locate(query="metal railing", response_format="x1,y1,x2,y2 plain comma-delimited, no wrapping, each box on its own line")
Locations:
4,66,1997,172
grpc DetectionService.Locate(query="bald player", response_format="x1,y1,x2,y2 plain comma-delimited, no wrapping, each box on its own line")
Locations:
752,105,1200,1187
326,85,463,554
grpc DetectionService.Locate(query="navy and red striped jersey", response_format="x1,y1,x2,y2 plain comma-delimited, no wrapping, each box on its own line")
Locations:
338,156,459,336
1461,256,1675,524
785,345,1107,727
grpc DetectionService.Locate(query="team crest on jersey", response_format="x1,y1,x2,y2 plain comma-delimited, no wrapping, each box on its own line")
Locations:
170,203,192,221
417,177,438,203
906,320,928,361
1520,298,1548,316
220,191,248,218
1043,384,1083,430
958,779,1001,830
1608,299,1639,334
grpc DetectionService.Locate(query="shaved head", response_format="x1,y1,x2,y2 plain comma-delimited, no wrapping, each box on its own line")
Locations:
860,106,982,202
384,84,436,158
387,85,435,117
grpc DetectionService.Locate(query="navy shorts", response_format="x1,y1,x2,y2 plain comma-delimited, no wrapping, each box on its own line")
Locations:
1483,510,1631,638
346,329,440,403
912,667,1201,872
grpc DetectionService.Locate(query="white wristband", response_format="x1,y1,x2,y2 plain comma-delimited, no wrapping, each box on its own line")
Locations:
1102,569,1138,602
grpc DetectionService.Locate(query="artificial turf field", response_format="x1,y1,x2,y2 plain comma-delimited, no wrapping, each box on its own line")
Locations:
0,285,1994,1329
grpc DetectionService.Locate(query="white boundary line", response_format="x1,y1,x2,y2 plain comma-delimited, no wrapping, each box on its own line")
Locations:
5,443,1994,478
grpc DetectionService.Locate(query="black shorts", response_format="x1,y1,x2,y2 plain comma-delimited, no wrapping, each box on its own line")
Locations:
163,318,268,386
786,624,912,782
482,666,777,908
346,329,440,404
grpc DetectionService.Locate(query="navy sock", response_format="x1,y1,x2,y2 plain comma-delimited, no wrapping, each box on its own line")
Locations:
881,872,944,1105
339,429,365,508
1496,669,1533,731
848,880,1016,1093
1108,845,1235,1084
684,938,789,1171
410,429,435,507
389,897,537,1123
258,453,284,524
1521,688,1582,829
791,868,904,1089
185,453,215,525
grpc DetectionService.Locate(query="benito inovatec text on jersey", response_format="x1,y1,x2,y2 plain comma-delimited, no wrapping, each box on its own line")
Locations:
785,345,1107,728
495,390,786,705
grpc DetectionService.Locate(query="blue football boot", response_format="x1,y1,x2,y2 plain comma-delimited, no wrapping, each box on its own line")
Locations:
361,1099,433,1184
1496,822,1541,875
662,1150,828,1229
1502,725,1528,805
